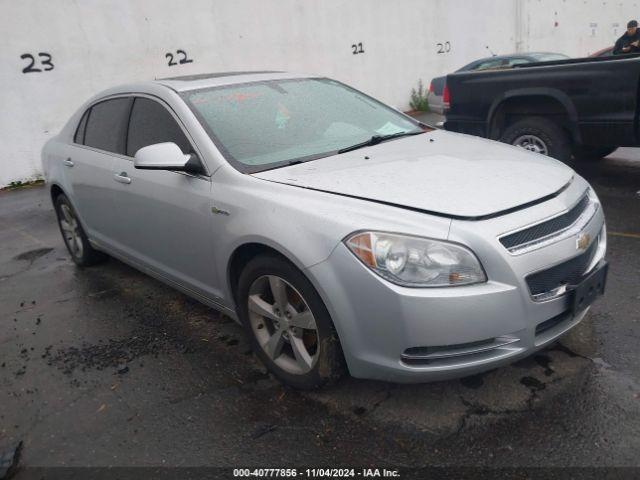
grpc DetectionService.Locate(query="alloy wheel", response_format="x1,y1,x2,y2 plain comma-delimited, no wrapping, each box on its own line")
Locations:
247,275,319,375
58,203,84,259
513,134,549,156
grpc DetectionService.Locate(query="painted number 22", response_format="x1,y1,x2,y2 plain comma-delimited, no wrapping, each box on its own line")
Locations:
21,52,54,73
166,49,194,66
351,42,365,54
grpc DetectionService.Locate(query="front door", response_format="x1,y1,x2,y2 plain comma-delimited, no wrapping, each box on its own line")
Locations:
109,96,219,299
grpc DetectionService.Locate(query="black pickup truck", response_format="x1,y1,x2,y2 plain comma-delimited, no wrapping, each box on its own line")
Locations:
444,54,640,161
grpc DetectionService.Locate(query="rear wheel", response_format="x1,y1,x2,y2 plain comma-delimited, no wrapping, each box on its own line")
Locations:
237,254,344,389
572,145,617,160
54,194,107,267
500,116,572,162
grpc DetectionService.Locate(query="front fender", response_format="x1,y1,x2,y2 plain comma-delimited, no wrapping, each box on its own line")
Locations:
209,166,451,310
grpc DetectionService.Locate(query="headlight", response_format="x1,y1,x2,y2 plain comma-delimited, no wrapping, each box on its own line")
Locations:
344,231,487,287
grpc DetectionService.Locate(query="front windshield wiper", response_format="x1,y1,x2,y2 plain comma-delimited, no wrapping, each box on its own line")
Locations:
337,130,425,154
253,130,426,173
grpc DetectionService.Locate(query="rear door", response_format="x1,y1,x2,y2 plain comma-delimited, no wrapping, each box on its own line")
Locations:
67,97,132,246
109,96,219,299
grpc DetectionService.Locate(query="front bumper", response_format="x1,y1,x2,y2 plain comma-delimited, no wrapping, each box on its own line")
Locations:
306,190,606,383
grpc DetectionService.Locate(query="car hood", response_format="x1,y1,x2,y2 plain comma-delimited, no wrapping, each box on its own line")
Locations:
252,130,574,219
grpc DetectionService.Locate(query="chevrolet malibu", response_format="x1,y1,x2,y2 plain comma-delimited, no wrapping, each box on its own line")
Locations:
42,72,607,389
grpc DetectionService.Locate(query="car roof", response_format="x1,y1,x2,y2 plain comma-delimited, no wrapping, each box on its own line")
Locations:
458,52,567,70
153,70,315,92
81,71,321,107
475,52,563,61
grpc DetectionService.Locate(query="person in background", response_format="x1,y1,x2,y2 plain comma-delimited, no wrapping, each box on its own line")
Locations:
614,20,640,54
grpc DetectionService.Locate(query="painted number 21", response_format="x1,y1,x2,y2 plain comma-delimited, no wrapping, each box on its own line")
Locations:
351,42,365,55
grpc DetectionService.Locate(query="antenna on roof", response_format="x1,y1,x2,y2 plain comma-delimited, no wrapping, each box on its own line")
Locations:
486,45,497,57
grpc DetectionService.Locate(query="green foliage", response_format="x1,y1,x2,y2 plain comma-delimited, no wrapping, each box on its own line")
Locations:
1,179,44,191
409,79,430,112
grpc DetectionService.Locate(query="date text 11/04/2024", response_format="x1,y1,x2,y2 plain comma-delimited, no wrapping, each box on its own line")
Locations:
232,468,401,478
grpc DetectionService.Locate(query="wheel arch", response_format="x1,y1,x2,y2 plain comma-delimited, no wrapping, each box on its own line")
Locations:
224,239,341,344
488,89,581,144
50,182,66,203
226,241,309,307
49,182,91,235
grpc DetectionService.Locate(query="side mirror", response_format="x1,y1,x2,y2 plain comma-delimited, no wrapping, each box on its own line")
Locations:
134,142,202,174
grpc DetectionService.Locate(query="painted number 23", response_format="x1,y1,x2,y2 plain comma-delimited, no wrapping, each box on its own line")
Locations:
166,49,194,66
21,52,54,73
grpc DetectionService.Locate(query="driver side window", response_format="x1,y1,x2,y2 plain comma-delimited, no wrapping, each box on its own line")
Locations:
126,97,193,157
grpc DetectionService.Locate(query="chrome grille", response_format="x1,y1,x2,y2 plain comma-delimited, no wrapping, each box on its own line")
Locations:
501,195,590,251
526,239,599,298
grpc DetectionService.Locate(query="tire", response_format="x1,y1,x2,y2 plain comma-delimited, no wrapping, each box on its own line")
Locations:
572,145,617,161
237,253,344,389
500,116,572,162
54,194,107,267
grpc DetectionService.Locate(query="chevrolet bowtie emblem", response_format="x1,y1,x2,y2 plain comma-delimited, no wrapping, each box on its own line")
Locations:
576,232,591,251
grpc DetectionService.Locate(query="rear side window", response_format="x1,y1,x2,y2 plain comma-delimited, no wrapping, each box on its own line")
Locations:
84,98,132,154
74,109,90,144
126,97,192,156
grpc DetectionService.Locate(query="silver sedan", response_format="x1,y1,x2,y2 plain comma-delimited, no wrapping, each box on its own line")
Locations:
42,72,607,389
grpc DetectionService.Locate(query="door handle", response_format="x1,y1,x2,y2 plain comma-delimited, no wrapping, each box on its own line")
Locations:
113,172,132,184
63,158,74,167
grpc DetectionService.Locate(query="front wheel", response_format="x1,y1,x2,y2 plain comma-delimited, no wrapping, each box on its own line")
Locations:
237,254,344,389
500,116,572,162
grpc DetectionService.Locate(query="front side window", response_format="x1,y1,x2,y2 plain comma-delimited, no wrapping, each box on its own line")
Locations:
83,98,132,154
126,97,192,156
182,78,421,173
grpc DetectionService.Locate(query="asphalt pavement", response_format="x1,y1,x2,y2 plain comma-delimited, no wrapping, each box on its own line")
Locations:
1,147,639,476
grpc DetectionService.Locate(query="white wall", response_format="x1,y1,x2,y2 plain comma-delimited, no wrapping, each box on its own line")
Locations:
518,0,640,55
1,0,637,187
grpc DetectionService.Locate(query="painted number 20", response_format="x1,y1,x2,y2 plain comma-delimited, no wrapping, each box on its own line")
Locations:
166,49,194,66
21,52,54,73
437,42,452,54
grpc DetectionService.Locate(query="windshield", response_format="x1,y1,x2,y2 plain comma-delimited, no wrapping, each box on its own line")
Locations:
182,78,422,172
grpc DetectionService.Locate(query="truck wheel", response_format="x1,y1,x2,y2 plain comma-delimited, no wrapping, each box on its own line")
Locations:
572,146,617,160
237,253,345,389
500,117,572,162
